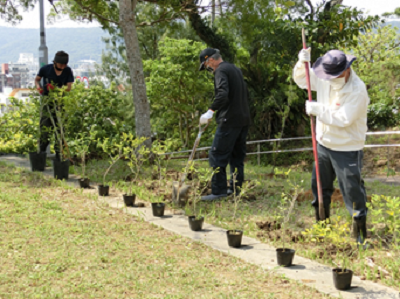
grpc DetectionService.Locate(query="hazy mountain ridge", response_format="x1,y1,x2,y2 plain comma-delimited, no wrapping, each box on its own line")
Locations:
0,21,398,65
0,26,107,64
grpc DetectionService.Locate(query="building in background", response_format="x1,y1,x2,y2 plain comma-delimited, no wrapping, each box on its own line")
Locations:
71,59,97,78
0,87,34,117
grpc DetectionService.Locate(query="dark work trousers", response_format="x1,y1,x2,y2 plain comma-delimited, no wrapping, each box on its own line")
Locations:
39,104,61,158
208,126,249,195
311,143,368,219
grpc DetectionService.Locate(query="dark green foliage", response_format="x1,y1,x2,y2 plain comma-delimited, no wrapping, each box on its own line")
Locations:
367,103,400,131
0,83,135,154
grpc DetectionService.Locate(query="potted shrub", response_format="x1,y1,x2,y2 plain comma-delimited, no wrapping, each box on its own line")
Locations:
226,172,258,248
46,87,72,180
186,165,215,231
29,95,48,172
275,169,298,267
330,218,354,290
122,133,149,206
96,137,124,196
151,195,165,217
70,133,91,188
301,215,354,289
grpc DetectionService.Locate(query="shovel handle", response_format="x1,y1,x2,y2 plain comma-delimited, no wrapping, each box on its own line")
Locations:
302,28,325,221
178,120,211,185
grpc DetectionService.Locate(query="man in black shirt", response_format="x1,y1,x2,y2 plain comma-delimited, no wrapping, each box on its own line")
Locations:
35,51,74,159
198,48,251,201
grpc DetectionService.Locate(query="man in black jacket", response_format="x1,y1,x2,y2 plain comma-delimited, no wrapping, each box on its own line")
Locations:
198,48,251,201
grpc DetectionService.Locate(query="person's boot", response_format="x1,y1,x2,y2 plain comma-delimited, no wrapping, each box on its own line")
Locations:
314,205,330,223
353,216,368,249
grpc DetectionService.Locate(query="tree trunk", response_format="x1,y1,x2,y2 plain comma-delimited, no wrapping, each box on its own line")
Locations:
119,0,152,147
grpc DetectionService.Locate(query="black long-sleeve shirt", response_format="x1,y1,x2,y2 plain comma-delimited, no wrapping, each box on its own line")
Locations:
210,62,250,127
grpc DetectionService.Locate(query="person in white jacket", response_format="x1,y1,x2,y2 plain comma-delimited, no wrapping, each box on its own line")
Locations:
293,48,370,247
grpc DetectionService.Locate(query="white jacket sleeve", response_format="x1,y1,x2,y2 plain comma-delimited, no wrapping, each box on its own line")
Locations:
293,61,318,91
317,92,369,128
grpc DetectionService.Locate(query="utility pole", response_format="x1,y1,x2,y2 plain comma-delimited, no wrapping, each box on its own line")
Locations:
39,0,48,68
38,0,50,154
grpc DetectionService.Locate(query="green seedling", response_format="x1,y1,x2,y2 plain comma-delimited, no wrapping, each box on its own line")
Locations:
121,132,149,195
277,168,302,252
69,132,91,179
97,137,125,186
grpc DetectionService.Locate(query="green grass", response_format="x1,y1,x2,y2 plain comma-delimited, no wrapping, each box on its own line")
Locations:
0,162,333,299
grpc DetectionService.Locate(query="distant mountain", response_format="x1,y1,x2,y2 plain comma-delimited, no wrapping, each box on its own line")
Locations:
386,20,400,30
0,21,398,66
0,26,108,64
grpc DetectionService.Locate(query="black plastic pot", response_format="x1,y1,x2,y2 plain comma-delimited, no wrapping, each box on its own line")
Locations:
123,194,136,207
52,159,70,180
276,248,296,267
151,202,165,217
79,178,90,188
226,230,243,248
29,152,47,172
98,185,109,196
188,216,204,231
332,268,353,290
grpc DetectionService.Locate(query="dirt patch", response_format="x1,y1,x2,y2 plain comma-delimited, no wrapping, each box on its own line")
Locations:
256,220,281,231
297,189,372,205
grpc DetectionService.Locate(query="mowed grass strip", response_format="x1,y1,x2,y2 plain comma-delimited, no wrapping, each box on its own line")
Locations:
0,163,331,299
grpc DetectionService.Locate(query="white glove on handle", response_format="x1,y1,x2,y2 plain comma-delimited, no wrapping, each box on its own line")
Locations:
305,101,324,117
298,47,311,63
200,109,214,124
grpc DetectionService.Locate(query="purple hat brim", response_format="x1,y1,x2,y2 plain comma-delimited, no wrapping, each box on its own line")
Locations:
312,54,356,80
199,61,205,71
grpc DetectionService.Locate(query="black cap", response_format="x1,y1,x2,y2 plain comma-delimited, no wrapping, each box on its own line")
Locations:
53,51,69,64
199,48,218,71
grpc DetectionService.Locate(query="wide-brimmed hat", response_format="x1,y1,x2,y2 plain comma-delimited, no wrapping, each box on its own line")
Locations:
199,48,219,71
312,50,356,80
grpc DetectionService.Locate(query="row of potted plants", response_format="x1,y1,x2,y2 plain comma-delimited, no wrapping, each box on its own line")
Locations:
27,89,354,290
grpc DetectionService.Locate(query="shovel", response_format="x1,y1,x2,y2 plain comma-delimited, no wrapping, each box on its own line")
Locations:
302,28,325,220
172,121,210,207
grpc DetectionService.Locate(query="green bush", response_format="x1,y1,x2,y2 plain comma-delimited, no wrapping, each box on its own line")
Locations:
0,83,137,155
367,103,399,131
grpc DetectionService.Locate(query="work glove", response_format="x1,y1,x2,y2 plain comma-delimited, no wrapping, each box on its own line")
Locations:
298,47,311,63
37,87,44,95
200,109,214,124
305,101,324,117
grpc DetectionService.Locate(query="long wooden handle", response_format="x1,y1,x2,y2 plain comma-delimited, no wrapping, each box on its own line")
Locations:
302,28,325,221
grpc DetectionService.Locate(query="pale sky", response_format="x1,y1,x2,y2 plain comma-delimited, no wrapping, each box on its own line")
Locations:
311,0,398,17
0,0,398,28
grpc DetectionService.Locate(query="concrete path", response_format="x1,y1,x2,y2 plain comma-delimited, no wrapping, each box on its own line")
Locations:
1,155,399,299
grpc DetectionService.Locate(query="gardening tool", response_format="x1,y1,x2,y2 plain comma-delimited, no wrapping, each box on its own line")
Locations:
302,28,325,220
172,121,210,207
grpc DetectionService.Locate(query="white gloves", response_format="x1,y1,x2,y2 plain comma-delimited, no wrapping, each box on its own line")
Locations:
298,47,311,63
200,109,214,124
305,101,324,117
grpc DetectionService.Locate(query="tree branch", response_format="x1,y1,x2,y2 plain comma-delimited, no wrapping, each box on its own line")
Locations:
73,0,118,25
305,0,314,15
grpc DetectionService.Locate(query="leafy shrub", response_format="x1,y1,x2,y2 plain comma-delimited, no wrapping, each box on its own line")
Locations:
367,103,399,131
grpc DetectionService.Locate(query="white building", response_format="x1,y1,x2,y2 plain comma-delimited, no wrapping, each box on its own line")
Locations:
0,87,34,117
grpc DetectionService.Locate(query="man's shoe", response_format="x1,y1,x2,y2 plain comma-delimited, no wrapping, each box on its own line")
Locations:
201,194,228,201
